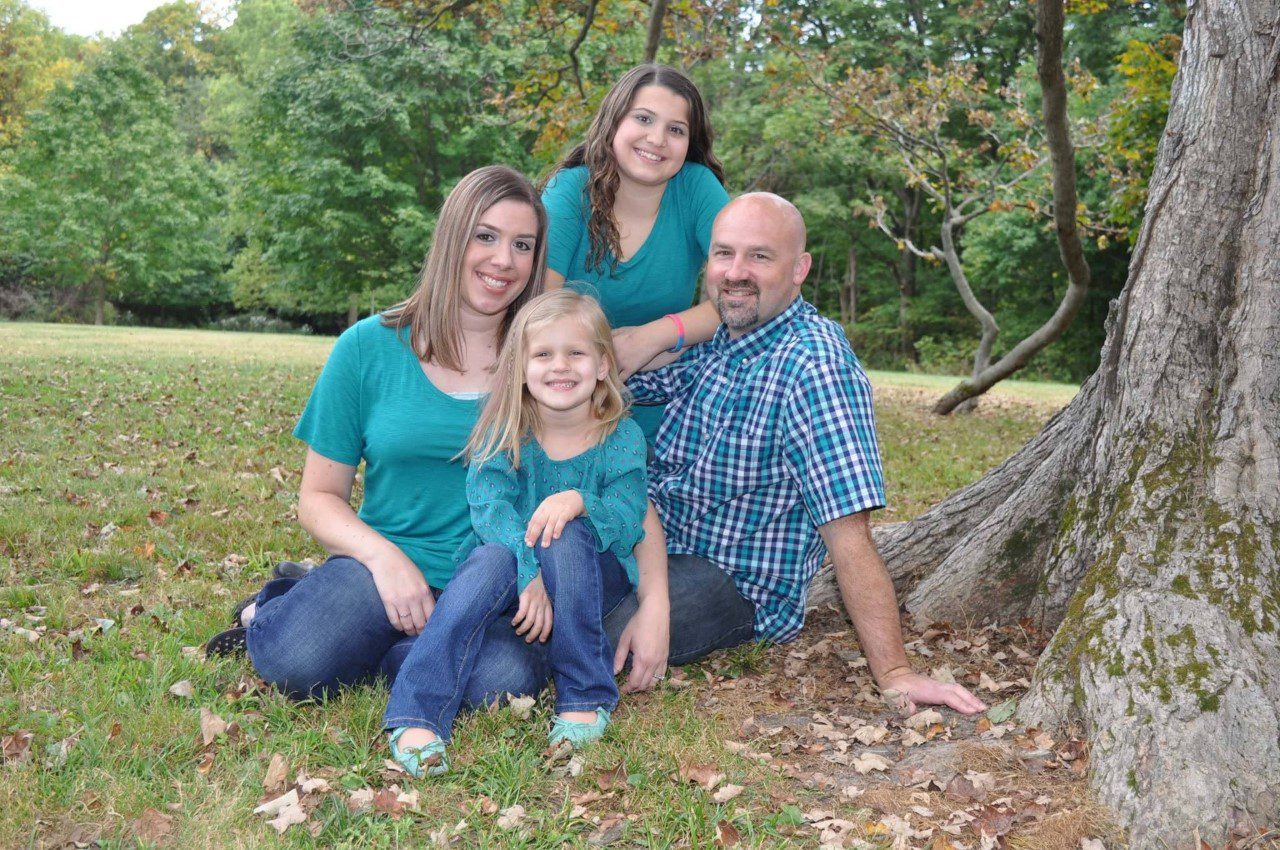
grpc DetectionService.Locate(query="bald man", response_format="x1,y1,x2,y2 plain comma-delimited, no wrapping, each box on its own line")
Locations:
616,193,985,715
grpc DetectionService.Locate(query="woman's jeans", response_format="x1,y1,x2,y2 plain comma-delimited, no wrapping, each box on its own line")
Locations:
246,524,756,705
383,519,631,740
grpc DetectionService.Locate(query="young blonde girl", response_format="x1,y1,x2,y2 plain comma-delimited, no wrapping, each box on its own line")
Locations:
383,289,653,776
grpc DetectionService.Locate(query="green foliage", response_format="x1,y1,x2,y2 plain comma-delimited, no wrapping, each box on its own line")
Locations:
221,4,536,324
0,0,1184,380
0,46,225,323
1106,35,1180,239
0,0,84,149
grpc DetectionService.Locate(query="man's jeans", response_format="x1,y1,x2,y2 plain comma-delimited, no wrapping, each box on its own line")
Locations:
383,520,629,740
245,530,756,702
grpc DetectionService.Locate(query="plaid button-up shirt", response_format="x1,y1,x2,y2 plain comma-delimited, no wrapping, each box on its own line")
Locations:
628,298,885,643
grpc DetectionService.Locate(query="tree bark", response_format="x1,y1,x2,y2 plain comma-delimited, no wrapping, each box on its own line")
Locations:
814,0,1280,843
92,276,105,326
840,243,857,327
644,0,669,64
892,187,920,362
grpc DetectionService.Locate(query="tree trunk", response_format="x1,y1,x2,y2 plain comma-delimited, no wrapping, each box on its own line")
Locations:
92,276,105,326
893,187,920,363
814,0,1280,843
644,0,669,64
839,243,857,327
346,292,360,328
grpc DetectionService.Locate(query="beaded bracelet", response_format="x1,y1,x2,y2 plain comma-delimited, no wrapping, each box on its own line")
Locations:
664,313,686,353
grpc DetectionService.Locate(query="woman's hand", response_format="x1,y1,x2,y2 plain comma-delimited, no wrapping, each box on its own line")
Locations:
611,322,673,379
525,490,585,548
512,573,553,643
366,547,435,636
613,595,670,693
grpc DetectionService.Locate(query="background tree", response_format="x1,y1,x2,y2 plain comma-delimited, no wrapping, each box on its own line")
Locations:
0,47,224,323
0,0,83,151
222,4,535,327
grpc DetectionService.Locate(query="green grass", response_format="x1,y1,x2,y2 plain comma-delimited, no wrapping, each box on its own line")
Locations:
0,322,1073,848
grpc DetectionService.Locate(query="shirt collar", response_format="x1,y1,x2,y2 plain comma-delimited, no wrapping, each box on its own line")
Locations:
711,297,809,362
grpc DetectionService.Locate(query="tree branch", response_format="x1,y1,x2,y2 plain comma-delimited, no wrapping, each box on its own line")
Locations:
933,0,1092,414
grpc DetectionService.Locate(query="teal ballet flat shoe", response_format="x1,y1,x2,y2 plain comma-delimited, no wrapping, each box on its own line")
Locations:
548,708,611,748
388,727,448,777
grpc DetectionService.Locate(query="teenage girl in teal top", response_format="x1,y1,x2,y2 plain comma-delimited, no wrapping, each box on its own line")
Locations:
541,64,731,440
384,290,652,775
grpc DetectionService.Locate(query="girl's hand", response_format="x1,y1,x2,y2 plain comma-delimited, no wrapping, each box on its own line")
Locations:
366,548,435,636
613,595,670,692
512,573,553,643
525,490,585,548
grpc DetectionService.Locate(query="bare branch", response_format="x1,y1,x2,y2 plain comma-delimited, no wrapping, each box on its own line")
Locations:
933,0,1092,414
567,0,600,100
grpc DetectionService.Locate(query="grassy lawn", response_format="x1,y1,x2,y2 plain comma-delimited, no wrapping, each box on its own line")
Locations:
0,322,1107,849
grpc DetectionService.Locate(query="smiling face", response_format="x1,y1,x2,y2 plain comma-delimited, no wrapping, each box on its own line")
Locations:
610,85,691,190
523,315,610,418
459,199,540,321
707,195,812,338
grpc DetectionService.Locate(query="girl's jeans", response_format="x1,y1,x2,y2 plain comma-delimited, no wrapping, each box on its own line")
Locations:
245,523,756,707
382,519,631,740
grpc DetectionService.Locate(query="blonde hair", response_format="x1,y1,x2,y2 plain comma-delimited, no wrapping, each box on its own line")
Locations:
548,64,725,275
383,165,548,370
466,289,628,468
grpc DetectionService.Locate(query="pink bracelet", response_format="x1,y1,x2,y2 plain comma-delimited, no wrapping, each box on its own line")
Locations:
664,313,686,353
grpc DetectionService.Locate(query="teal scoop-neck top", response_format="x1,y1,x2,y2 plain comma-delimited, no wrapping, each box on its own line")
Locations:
542,162,729,440
293,316,481,589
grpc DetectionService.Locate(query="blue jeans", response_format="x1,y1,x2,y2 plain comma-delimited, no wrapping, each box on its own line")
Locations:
605,553,756,665
246,556,549,703
383,520,631,740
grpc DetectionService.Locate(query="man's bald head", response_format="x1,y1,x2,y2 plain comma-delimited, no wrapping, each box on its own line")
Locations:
721,193,807,255
706,193,813,338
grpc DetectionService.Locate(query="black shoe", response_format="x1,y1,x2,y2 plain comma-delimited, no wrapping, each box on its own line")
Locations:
206,626,247,659
272,560,314,580
230,593,257,627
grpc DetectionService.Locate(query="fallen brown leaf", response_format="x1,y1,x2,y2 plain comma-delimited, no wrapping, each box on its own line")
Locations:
713,783,744,803
677,762,725,791
130,807,174,845
167,680,195,699
714,820,741,847
263,752,288,792
596,762,628,791
1,730,34,766
496,804,525,829
199,708,227,746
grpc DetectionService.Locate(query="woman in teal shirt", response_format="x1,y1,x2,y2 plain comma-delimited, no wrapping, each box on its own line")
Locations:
205,166,562,701
542,64,731,439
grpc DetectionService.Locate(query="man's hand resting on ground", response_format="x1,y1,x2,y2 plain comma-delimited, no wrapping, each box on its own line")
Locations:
877,669,987,716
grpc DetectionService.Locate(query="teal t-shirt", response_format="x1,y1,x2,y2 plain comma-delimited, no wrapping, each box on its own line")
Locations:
542,162,730,439
293,315,481,589
457,418,648,592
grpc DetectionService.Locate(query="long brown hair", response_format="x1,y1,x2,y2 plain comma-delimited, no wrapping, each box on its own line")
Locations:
549,64,725,275
465,290,628,469
383,165,548,370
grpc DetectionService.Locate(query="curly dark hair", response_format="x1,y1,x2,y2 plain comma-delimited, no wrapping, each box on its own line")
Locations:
549,65,725,275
